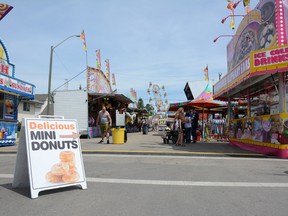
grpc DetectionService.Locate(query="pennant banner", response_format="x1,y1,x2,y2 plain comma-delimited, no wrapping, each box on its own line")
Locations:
0,4,13,21
105,59,110,81
111,73,116,86
96,49,101,69
203,65,209,81
130,88,137,101
80,30,87,51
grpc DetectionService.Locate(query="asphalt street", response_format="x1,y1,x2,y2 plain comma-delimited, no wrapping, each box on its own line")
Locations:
1,154,288,216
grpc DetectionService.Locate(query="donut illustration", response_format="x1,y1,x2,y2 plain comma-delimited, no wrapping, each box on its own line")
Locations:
59,151,75,162
50,162,70,176
46,151,79,184
62,171,80,183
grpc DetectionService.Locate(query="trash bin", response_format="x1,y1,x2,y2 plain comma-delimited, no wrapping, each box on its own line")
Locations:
143,124,148,135
111,128,125,144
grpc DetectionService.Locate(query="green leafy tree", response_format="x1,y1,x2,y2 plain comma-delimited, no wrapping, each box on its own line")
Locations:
137,98,145,109
145,104,155,116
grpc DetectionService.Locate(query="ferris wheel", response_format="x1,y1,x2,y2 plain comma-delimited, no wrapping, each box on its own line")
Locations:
147,82,168,112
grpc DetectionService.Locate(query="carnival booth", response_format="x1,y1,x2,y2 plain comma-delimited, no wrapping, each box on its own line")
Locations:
0,40,35,146
86,67,132,138
168,83,228,141
214,0,288,158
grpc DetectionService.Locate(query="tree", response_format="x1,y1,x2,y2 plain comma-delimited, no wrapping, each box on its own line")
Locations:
137,98,144,109
145,104,155,116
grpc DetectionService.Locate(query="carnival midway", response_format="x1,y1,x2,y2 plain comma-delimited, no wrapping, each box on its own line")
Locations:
127,0,288,159
1,0,288,160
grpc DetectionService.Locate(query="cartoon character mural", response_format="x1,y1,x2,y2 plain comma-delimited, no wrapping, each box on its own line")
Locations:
253,117,264,142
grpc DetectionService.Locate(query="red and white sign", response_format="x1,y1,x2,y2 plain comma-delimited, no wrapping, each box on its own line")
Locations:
250,45,288,75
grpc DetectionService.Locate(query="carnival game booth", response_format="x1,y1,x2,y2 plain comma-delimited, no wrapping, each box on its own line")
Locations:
87,92,132,137
0,40,35,146
214,0,288,158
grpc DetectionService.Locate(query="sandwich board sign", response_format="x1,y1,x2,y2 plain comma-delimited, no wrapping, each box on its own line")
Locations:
13,117,87,198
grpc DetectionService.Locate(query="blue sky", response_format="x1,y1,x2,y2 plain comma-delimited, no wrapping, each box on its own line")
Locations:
0,0,257,105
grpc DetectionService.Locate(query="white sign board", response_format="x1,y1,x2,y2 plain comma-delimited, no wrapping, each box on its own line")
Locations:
116,110,125,126
13,118,87,198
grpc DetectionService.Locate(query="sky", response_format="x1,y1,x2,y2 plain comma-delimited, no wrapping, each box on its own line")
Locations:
0,0,258,106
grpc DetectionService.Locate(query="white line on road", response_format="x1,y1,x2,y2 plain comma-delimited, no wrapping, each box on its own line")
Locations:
84,154,287,162
1,174,288,188
1,154,287,161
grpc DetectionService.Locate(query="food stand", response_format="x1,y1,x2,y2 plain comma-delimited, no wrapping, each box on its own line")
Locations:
0,39,35,146
86,67,132,138
214,0,288,158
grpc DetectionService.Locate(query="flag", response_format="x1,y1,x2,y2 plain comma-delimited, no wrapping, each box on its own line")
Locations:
130,88,137,101
105,59,110,81
96,49,101,69
203,65,209,81
243,0,250,7
80,30,87,51
112,73,116,85
0,4,13,21
203,65,208,73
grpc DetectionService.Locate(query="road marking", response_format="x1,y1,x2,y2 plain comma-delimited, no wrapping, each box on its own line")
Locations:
86,178,288,187
1,174,288,188
84,154,286,162
0,154,286,161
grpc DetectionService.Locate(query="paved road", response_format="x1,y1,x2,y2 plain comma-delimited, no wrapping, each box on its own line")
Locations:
1,154,288,216
0,132,266,158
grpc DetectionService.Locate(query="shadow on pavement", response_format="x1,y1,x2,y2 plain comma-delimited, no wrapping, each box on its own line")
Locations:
1,183,83,199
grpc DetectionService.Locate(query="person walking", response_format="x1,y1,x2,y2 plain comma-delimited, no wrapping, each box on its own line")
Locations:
175,107,185,146
190,107,199,143
184,110,192,143
96,106,112,144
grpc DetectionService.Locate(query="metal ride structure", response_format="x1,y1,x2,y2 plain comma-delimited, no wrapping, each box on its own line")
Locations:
147,82,168,113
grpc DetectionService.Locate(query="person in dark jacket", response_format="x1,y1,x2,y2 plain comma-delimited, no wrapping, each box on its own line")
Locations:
190,107,199,143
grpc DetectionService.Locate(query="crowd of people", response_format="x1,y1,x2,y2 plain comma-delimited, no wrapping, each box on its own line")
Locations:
173,107,199,146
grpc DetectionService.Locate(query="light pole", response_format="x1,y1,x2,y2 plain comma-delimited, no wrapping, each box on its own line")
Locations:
221,14,245,24
47,35,80,115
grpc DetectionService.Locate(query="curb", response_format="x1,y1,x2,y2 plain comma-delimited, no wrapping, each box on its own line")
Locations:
81,150,268,158
0,149,267,158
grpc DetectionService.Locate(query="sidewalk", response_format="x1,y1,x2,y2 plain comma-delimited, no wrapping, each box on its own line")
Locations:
0,132,267,158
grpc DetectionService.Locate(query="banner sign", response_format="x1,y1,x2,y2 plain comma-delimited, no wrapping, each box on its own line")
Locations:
0,40,14,77
250,45,288,75
0,73,35,97
227,0,277,73
87,66,112,93
0,40,35,98
214,56,250,96
4,94,17,120
184,82,194,100
13,118,87,198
